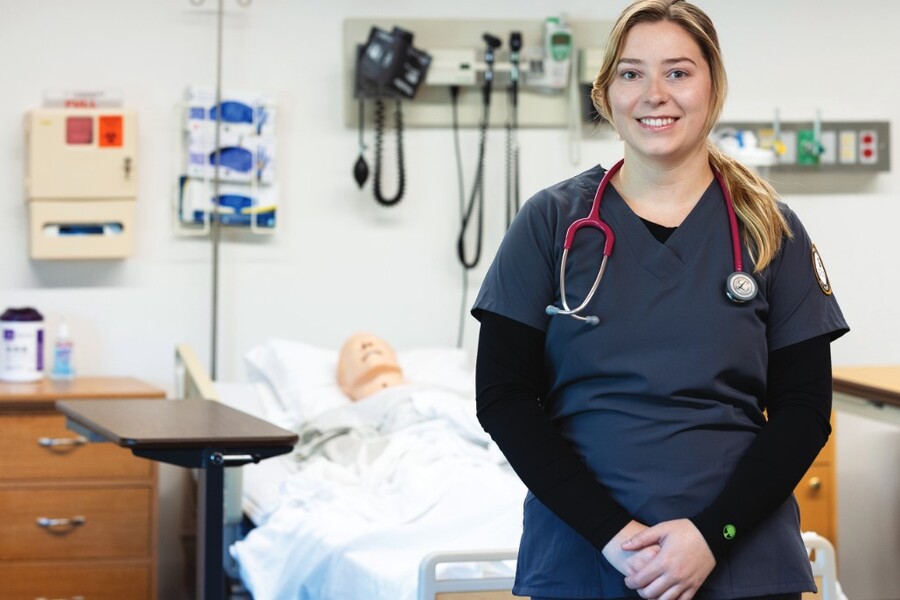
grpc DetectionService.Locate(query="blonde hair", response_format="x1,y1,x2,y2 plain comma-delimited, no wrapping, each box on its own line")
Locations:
591,0,790,271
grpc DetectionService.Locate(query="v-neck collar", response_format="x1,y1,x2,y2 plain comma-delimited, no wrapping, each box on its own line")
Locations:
639,217,677,243
602,178,724,284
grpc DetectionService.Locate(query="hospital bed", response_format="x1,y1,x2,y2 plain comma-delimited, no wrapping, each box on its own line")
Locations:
175,340,523,600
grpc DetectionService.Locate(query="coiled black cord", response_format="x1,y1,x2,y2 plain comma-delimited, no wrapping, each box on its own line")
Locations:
372,98,405,206
505,86,520,230
505,123,520,229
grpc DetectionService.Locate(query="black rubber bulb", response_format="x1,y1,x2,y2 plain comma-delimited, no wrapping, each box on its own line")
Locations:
353,154,369,188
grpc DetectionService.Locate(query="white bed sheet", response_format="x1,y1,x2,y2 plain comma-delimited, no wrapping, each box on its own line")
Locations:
214,380,525,600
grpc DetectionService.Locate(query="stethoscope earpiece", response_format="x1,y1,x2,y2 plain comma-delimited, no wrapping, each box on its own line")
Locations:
547,159,755,327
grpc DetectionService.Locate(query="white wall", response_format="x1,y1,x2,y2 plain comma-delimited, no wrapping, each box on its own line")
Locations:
2,2,898,599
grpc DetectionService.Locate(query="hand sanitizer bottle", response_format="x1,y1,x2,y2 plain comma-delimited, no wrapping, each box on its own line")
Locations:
50,320,75,380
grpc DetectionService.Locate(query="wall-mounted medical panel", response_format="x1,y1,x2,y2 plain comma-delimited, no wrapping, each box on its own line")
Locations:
713,120,890,172
24,108,137,259
343,18,613,129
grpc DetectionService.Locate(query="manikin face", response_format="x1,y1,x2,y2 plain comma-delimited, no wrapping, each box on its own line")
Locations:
608,20,713,166
337,333,404,401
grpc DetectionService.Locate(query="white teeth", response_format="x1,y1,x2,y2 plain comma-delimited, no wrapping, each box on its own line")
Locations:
640,117,675,127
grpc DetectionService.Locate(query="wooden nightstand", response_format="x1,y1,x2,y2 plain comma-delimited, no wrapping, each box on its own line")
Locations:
0,377,164,600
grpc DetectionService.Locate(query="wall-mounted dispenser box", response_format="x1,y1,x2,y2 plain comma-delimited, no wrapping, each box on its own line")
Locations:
24,108,137,259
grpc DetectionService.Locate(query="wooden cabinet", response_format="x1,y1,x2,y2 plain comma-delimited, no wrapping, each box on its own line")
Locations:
794,416,837,547
0,377,164,600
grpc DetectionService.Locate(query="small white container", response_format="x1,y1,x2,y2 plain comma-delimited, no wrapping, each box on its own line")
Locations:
0,307,45,382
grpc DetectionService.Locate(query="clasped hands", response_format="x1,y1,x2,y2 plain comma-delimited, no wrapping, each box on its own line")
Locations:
602,518,715,600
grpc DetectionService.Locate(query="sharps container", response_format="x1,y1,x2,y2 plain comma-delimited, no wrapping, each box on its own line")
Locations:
0,307,45,382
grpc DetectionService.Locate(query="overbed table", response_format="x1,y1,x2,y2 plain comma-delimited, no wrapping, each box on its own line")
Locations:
56,398,298,600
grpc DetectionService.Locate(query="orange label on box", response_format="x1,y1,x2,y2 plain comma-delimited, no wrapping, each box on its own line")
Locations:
98,115,123,147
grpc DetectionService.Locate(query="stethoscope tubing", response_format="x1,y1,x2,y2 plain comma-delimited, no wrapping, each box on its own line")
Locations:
548,159,751,325
714,168,744,274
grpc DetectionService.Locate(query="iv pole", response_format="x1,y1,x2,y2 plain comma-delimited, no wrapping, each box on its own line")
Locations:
210,0,224,380
191,0,251,379
186,6,255,599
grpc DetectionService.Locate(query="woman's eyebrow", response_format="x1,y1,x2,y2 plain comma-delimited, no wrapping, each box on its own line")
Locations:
617,57,698,66
663,57,698,66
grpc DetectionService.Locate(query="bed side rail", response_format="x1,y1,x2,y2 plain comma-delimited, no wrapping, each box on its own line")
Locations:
175,343,219,401
418,549,518,600
802,531,840,600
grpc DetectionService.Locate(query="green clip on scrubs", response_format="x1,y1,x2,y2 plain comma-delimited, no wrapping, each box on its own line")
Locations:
472,164,849,599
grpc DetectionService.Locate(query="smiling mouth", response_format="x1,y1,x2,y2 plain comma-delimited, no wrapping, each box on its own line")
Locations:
639,117,677,127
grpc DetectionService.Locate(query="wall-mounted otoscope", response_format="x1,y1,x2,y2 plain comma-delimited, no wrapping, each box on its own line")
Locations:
508,32,522,107
481,33,502,108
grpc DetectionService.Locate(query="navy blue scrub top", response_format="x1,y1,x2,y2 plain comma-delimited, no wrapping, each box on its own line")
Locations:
473,164,849,599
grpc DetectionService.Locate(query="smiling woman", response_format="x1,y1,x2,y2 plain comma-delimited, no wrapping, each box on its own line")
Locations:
471,1,849,600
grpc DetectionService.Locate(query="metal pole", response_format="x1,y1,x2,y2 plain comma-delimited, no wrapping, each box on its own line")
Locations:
210,0,224,380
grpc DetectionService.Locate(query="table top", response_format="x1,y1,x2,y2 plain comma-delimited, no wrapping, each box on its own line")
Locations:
56,398,299,450
832,366,900,409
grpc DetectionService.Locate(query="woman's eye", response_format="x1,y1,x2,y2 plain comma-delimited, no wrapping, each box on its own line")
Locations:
619,70,638,80
669,69,688,79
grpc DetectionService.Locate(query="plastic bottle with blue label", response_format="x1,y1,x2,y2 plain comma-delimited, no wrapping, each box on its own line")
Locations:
50,320,75,381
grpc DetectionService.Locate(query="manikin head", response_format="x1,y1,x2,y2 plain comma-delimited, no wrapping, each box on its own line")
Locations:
337,333,405,401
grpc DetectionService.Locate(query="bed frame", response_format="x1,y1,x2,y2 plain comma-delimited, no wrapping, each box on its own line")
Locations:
174,344,520,600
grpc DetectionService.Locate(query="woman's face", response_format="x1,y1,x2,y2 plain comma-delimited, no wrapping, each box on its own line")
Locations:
608,20,712,165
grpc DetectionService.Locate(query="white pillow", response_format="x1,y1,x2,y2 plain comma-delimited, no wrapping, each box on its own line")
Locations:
398,346,473,394
244,339,348,422
245,338,473,421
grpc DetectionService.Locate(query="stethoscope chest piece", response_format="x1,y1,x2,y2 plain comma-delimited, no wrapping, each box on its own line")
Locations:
726,271,757,303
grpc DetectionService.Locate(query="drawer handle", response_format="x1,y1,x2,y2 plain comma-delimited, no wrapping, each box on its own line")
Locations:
37,436,88,448
36,516,87,532
808,476,822,492
35,597,85,600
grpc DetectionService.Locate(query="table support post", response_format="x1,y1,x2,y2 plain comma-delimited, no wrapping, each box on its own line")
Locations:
198,463,225,600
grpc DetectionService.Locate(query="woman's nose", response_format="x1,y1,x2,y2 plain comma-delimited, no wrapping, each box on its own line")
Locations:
644,76,669,105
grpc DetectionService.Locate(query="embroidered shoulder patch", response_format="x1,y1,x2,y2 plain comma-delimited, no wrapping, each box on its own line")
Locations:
811,244,832,295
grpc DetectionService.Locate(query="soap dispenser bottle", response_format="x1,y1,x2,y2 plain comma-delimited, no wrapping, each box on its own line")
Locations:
50,320,75,380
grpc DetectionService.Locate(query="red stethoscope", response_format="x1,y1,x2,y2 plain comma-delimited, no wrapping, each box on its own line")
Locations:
545,159,757,326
